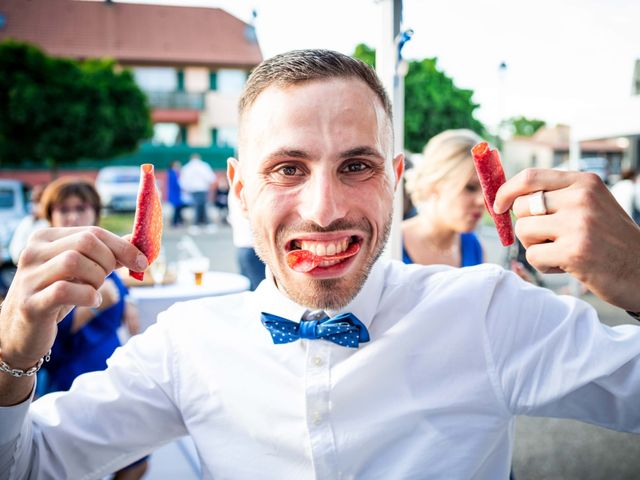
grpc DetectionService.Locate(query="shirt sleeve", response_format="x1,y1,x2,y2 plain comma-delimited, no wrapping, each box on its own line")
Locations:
0,386,37,480
0,312,187,479
483,269,640,432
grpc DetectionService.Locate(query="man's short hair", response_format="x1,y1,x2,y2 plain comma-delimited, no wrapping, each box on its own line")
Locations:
239,49,392,121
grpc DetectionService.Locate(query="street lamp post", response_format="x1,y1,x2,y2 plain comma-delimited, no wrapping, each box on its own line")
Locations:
376,0,411,261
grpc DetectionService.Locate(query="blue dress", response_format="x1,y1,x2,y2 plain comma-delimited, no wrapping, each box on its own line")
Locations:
41,272,128,393
402,231,484,267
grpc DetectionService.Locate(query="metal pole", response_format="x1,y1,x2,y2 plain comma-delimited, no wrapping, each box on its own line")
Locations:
376,0,405,261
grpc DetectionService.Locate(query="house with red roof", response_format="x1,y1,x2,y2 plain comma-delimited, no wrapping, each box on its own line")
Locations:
0,0,263,179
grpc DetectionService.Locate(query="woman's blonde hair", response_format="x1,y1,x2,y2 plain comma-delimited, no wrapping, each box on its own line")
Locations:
405,129,482,205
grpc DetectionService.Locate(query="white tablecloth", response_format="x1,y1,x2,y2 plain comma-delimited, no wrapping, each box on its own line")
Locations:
129,271,250,332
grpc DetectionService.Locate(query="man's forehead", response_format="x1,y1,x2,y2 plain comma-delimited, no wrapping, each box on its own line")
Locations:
248,77,382,113
238,78,393,156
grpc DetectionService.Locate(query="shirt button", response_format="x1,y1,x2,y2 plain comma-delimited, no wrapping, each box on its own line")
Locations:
312,356,324,366
312,412,323,425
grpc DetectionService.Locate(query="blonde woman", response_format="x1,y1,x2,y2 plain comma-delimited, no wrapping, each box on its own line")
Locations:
402,129,486,267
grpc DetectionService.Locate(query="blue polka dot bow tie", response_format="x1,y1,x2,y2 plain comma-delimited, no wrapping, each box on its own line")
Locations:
260,312,370,348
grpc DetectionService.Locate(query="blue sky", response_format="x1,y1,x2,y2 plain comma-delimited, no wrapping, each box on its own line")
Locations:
114,0,640,131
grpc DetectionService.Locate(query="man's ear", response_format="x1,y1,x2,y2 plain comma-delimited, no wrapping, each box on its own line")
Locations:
392,153,405,190
227,157,248,216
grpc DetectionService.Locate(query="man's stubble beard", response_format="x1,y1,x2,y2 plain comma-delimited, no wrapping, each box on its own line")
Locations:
252,212,392,310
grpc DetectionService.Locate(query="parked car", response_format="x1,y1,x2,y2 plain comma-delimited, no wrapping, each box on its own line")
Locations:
0,179,30,293
96,166,142,212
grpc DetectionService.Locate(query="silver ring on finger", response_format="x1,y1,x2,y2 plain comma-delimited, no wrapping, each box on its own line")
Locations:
529,190,547,216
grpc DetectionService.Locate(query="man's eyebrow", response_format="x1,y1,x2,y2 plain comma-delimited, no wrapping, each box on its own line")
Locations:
265,146,384,161
266,148,311,160
340,146,384,159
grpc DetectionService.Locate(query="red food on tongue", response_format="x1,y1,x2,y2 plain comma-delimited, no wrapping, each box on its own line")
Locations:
287,250,319,273
286,241,361,273
129,164,163,280
471,142,515,247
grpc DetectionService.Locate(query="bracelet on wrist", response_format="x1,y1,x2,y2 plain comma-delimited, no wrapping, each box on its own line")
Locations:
0,349,51,378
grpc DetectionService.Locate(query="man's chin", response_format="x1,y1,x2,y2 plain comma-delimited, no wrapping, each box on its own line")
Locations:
281,276,363,310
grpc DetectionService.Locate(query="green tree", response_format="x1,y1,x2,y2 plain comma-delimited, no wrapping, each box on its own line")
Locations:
352,43,484,153
353,43,375,68
502,116,546,137
0,40,151,169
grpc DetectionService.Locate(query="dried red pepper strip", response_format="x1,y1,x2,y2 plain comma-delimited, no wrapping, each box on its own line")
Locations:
471,142,515,247
286,242,361,273
129,164,163,280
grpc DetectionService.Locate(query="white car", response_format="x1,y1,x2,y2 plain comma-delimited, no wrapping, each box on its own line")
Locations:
96,166,142,212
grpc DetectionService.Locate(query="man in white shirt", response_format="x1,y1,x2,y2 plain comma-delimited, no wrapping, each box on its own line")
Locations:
179,154,217,226
1,50,640,480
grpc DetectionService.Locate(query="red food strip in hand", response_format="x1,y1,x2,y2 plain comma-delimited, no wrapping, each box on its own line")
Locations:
129,164,163,280
471,142,515,247
286,242,361,273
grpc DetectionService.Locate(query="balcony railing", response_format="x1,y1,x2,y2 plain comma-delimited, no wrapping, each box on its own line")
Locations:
145,91,205,110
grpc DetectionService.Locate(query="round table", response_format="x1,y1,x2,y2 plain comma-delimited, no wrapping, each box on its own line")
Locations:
129,271,250,332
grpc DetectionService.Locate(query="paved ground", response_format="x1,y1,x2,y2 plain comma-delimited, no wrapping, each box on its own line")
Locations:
143,220,640,479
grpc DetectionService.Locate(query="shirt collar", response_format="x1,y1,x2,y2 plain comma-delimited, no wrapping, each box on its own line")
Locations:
254,258,388,329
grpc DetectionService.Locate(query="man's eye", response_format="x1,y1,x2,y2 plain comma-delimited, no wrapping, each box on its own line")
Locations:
465,184,480,193
280,165,299,176
343,161,368,173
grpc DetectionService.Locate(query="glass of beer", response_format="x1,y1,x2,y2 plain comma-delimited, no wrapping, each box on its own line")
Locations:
190,257,210,286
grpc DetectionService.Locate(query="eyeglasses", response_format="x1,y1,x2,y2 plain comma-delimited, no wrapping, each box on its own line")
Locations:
52,204,93,216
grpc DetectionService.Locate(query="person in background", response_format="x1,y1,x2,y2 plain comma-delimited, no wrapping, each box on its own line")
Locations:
179,153,217,227
37,178,147,480
610,169,639,223
9,184,48,265
403,129,534,283
167,160,185,227
228,192,265,290
213,176,230,225
402,129,485,268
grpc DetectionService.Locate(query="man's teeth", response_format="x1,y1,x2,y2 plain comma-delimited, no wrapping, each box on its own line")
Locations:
299,238,349,256
319,258,342,267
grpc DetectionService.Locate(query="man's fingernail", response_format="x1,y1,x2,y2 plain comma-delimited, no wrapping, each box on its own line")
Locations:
95,291,103,307
136,253,148,270
493,201,503,214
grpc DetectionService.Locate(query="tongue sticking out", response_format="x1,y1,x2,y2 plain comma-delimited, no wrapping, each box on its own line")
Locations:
286,242,361,273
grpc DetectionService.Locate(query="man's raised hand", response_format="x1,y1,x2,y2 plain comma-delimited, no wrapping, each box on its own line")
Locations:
0,226,147,373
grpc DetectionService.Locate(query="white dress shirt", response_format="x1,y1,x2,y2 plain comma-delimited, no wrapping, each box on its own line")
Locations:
2,260,640,479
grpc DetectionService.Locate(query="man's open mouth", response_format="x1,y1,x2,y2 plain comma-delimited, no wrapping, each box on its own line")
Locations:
286,236,361,272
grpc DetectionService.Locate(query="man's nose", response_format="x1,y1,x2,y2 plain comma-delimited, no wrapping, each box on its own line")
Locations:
300,172,348,228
